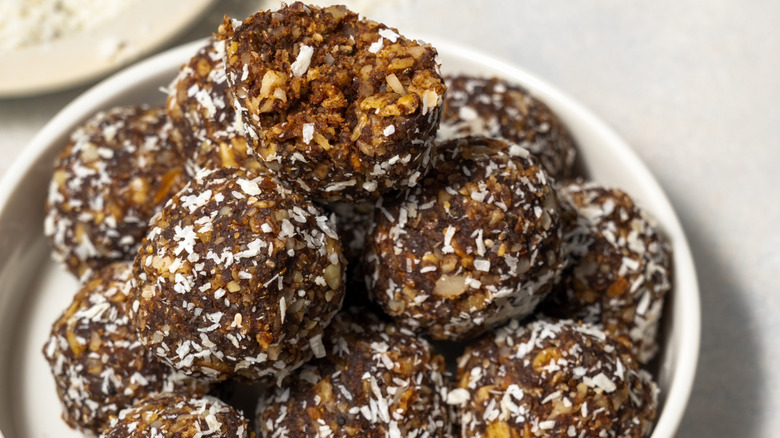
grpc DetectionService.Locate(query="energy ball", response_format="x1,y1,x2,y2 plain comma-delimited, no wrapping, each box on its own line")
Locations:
167,38,264,174
438,75,577,179
130,167,345,381
256,308,449,437
44,105,189,278
218,2,446,202
42,262,208,435
101,392,249,438
541,180,673,363
365,136,563,340
449,319,658,438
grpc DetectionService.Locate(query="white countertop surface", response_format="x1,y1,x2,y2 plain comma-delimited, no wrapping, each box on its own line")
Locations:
1,1,777,436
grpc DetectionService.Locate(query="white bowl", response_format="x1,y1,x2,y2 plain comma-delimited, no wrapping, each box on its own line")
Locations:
0,38,700,438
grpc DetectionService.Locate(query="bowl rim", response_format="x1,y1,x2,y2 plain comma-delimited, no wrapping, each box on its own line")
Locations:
0,0,217,98
0,37,700,438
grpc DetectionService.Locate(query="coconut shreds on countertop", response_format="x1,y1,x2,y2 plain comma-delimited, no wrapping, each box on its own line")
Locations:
365,136,564,340
451,318,658,438
167,37,265,175
44,105,189,278
42,261,210,435
438,75,577,180
217,2,446,202
100,392,249,438
130,167,345,382
541,180,673,363
256,308,450,437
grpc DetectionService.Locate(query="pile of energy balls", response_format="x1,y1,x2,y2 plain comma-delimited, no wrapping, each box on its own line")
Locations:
42,2,672,437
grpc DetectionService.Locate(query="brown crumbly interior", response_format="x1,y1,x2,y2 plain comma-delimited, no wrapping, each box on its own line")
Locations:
219,2,446,201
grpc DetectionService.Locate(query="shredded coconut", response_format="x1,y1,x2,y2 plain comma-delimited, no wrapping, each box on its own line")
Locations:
290,44,314,77
302,123,315,144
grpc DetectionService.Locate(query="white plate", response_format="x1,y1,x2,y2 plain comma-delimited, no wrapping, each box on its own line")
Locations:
0,38,700,437
0,0,216,98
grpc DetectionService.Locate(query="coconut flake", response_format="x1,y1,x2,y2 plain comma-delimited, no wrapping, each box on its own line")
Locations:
291,45,314,77
584,372,617,393
309,334,326,358
368,37,384,53
446,388,470,405
302,123,315,144
378,28,399,42
474,258,491,272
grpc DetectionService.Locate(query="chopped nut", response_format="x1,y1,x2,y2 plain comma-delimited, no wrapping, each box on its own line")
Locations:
218,2,445,201
433,274,468,298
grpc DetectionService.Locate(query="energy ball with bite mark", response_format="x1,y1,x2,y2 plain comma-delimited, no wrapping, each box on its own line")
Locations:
365,136,563,340
44,105,189,278
218,2,446,202
257,308,449,437
439,75,577,179
167,37,264,175
449,319,658,438
101,392,249,438
130,167,345,382
541,180,673,364
42,261,209,435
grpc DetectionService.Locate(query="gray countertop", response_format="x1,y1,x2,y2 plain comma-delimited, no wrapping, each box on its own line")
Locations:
1,1,777,436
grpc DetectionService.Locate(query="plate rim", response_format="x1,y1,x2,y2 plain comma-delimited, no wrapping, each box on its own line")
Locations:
0,36,700,438
0,0,217,99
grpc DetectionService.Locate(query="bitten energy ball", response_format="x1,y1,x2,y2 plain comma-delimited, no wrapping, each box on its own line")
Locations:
449,319,658,437
438,75,577,179
42,262,208,435
365,136,563,340
541,180,673,363
131,167,345,381
44,105,189,278
167,38,263,174
257,308,449,437
101,392,249,438
218,2,446,201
